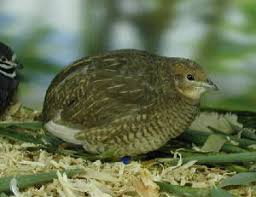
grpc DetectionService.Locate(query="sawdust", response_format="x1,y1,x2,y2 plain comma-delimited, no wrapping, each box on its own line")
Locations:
0,136,230,197
0,105,255,196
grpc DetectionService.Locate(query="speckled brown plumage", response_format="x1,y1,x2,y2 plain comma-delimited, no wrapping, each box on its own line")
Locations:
42,49,217,156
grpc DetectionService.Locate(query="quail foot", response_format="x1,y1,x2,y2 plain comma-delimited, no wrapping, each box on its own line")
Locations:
0,42,22,116
42,49,218,157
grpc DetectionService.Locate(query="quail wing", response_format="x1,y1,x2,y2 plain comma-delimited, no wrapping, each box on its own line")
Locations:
43,52,171,143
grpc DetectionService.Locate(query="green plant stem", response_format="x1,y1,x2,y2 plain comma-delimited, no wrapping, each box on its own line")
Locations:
156,152,256,166
156,181,209,197
180,130,251,152
0,127,42,144
224,164,249,173
0,121,42,129
241,129,256,140
0,169,83,193
182,152,256,164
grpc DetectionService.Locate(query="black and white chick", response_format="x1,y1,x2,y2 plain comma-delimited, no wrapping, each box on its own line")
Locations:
0,42,22,115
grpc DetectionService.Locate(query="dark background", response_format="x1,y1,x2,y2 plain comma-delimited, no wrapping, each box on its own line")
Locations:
0,0,255,111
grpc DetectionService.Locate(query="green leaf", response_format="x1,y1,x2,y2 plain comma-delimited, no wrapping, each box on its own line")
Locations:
201,134,227,152
210,187,233,197
0,121,42,129
156,182,209,197
182,152,256,164
0,169,83,193
0,127,42,144
219,172,256,188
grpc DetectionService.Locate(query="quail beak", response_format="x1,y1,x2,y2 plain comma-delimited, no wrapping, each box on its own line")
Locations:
199,79,219,91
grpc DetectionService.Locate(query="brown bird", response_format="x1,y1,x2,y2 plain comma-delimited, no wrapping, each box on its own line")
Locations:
42,49,218,157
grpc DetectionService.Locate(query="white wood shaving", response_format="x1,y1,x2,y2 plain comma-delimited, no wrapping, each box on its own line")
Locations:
10,178,21,197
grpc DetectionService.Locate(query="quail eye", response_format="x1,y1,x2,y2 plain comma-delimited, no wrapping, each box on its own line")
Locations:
186,74,195,81
0,56,7,62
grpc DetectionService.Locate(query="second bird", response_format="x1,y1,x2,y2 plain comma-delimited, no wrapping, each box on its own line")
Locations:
0,42,22,116
42,49,218,156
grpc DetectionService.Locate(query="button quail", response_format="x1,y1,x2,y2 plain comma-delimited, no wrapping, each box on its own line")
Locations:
42,49,218,156
0,42,22,115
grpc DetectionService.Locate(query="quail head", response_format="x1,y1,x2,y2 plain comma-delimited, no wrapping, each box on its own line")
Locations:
42,49,218,157
0,42,22,115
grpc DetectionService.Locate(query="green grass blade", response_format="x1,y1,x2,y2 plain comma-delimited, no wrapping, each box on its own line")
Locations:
0,169,83,193
156,182,209,197
0,121,42,129
183,152,256,164
180,130,251,153
210,187,233,197
0,127,42,144
219,172,256,188
201,134,227,152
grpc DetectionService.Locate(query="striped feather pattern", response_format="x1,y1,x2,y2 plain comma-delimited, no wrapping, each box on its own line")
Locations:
42,49,202,156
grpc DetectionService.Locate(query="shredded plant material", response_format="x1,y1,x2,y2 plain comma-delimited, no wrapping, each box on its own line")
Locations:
0,105,256,196
190,112,242,134
0,136,229,197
